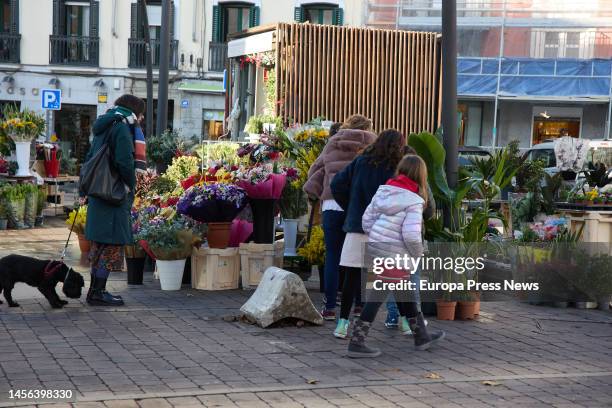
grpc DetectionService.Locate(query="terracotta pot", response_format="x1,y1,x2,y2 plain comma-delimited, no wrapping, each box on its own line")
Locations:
470,291,481,315
77,234,91,253
457,301,477,320
207,222,232,249
436,300,456,321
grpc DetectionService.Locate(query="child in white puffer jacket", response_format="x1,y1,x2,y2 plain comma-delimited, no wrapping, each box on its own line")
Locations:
347,155,445,359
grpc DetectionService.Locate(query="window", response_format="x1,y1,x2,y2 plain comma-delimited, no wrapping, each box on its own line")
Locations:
65,1,90,36
202,110,225,140
295,4,343,26
212,3,260,43
0,0,10,33
533,30,593,59
565,32,580,58
543,32,559,58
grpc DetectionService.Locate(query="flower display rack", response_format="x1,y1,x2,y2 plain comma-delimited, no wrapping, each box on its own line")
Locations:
239,241,284,289
191,247,241,291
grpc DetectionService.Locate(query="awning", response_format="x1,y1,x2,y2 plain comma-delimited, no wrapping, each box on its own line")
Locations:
178,82,225,94
227,31,274,58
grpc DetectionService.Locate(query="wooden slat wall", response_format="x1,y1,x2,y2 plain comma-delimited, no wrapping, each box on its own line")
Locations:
275,23,441,135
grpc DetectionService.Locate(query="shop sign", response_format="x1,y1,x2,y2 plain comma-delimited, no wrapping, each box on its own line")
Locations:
98,92,108,104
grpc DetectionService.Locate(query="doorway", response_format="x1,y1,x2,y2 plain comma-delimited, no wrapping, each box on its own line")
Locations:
54,104,97,164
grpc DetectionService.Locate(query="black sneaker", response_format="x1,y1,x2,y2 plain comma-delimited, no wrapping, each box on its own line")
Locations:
347,342,381,358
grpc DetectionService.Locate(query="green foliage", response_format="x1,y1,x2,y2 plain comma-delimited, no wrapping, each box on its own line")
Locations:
244,114,283,134
279,181,308,219
60,156,77,176
147,129,183,167
516,158,545,192
264,68,277,115
37,186,47,216
150,176,177,196
164,155,201,184
194,142,247,166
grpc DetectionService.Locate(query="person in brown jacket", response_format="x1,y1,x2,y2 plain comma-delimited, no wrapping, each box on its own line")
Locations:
303,115,377,320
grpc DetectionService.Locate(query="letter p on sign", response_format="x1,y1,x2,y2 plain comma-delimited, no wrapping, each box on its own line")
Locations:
41,89,62,110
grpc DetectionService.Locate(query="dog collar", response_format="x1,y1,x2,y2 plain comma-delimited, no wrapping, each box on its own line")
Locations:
43,261,64,281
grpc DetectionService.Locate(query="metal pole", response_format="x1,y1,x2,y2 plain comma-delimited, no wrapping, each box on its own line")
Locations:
140,0,154,138
156,0,171,137
491,0,506,147
442,0,458,229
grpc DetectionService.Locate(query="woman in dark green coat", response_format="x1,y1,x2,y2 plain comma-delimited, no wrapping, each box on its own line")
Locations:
84,95,145,306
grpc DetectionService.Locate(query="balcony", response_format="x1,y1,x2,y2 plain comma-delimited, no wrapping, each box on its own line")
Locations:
50,35,99,67
209,42,228,72
0,33,20,64
128,38,179,70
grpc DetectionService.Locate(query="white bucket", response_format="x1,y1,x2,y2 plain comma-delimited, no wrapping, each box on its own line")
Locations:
283,219,299,257
14,141,31,177
156,259,186,291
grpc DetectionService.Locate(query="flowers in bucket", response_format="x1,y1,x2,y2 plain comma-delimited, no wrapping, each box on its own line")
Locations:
279,167,308,219
516,217,576,242
235,163,287,199
0,107,45,143
298,225,325,266
66,205,87,235
134,208,196,260
177,183,247,223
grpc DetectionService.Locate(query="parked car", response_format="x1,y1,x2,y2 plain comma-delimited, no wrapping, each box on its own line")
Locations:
459,146,491,168
523,139,612,182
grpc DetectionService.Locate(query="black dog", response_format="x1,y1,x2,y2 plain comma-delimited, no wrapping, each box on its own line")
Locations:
0,255,84,308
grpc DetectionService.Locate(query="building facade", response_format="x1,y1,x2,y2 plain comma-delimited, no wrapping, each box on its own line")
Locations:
0,0,363,164
365,0,612,148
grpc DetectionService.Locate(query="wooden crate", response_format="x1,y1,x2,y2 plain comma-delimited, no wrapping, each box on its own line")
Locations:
191,247,240,290
560,209,612,243
239,241,284,289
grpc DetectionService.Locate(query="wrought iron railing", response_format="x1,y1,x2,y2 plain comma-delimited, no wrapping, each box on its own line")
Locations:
128,38,179,69
0,33,20,63
50,35,99,66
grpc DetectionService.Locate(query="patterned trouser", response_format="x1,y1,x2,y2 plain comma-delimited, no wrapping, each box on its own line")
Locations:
89,242,124,279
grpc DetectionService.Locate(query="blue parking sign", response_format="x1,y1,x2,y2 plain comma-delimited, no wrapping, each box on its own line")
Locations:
41,89,62,110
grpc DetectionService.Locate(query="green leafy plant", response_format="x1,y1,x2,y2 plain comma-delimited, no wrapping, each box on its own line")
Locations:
147,129,184,167
279,180,308,219
164,155,200,185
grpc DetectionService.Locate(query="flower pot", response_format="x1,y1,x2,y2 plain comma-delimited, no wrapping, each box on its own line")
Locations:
44,159,60,178
436,300,457,321
249,198,276,244
14,141,31,177
598,295,611,311
77,234,91,253
34,215,44,227
156,259,186,291
207,222,232,249
0,218,7,230
457,301,477,320
282,219,299,256
470,291,481,315
126,257,145,285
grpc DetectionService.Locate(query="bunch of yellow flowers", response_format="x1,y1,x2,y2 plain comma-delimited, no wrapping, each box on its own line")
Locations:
585,189,599,201
298,225,325,266
66,205,88,235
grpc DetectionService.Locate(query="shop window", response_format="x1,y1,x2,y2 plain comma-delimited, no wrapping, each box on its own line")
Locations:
458,102,483,146
532,117,580,145
202,110,225,140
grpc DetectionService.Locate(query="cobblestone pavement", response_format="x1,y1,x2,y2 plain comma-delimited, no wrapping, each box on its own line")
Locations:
1,220,611,407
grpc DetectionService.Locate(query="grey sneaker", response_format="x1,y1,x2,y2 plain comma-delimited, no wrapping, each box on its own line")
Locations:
347,342,381,358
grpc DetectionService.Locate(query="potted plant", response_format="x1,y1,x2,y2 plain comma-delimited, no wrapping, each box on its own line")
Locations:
136,211,195,291
1,184,26,229
66,205,89,253
585,189,598,206
146,129,183,174
244,116,264,142
297,225,325,293
177,183,247,249
0,183,7,230
278,168,308,256
125,208,148,285
23,184,38,228
0,107,45,177
35,186,47,226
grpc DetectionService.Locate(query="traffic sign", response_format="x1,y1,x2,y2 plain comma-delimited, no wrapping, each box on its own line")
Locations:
41,89,62,110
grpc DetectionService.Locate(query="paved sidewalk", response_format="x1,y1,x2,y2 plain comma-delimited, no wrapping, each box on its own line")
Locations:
1,220,611,407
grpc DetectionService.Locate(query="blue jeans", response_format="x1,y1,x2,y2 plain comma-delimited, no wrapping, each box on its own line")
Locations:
322,210,346,310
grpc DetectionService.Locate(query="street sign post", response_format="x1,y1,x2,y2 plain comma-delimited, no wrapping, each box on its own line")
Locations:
41,89,62,110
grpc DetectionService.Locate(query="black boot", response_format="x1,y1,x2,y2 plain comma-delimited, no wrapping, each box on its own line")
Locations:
86,272,95,302
88,277,124,306
409,312,445,351
347,320,381,358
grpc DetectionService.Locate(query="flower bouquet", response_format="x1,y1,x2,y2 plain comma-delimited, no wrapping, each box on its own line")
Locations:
177,183,246,248
66,205,89,252
1,108,45,177
235,163,287,244
177,183,246,224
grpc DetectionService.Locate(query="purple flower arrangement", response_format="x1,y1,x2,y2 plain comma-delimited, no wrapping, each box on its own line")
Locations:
177,183,247,223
